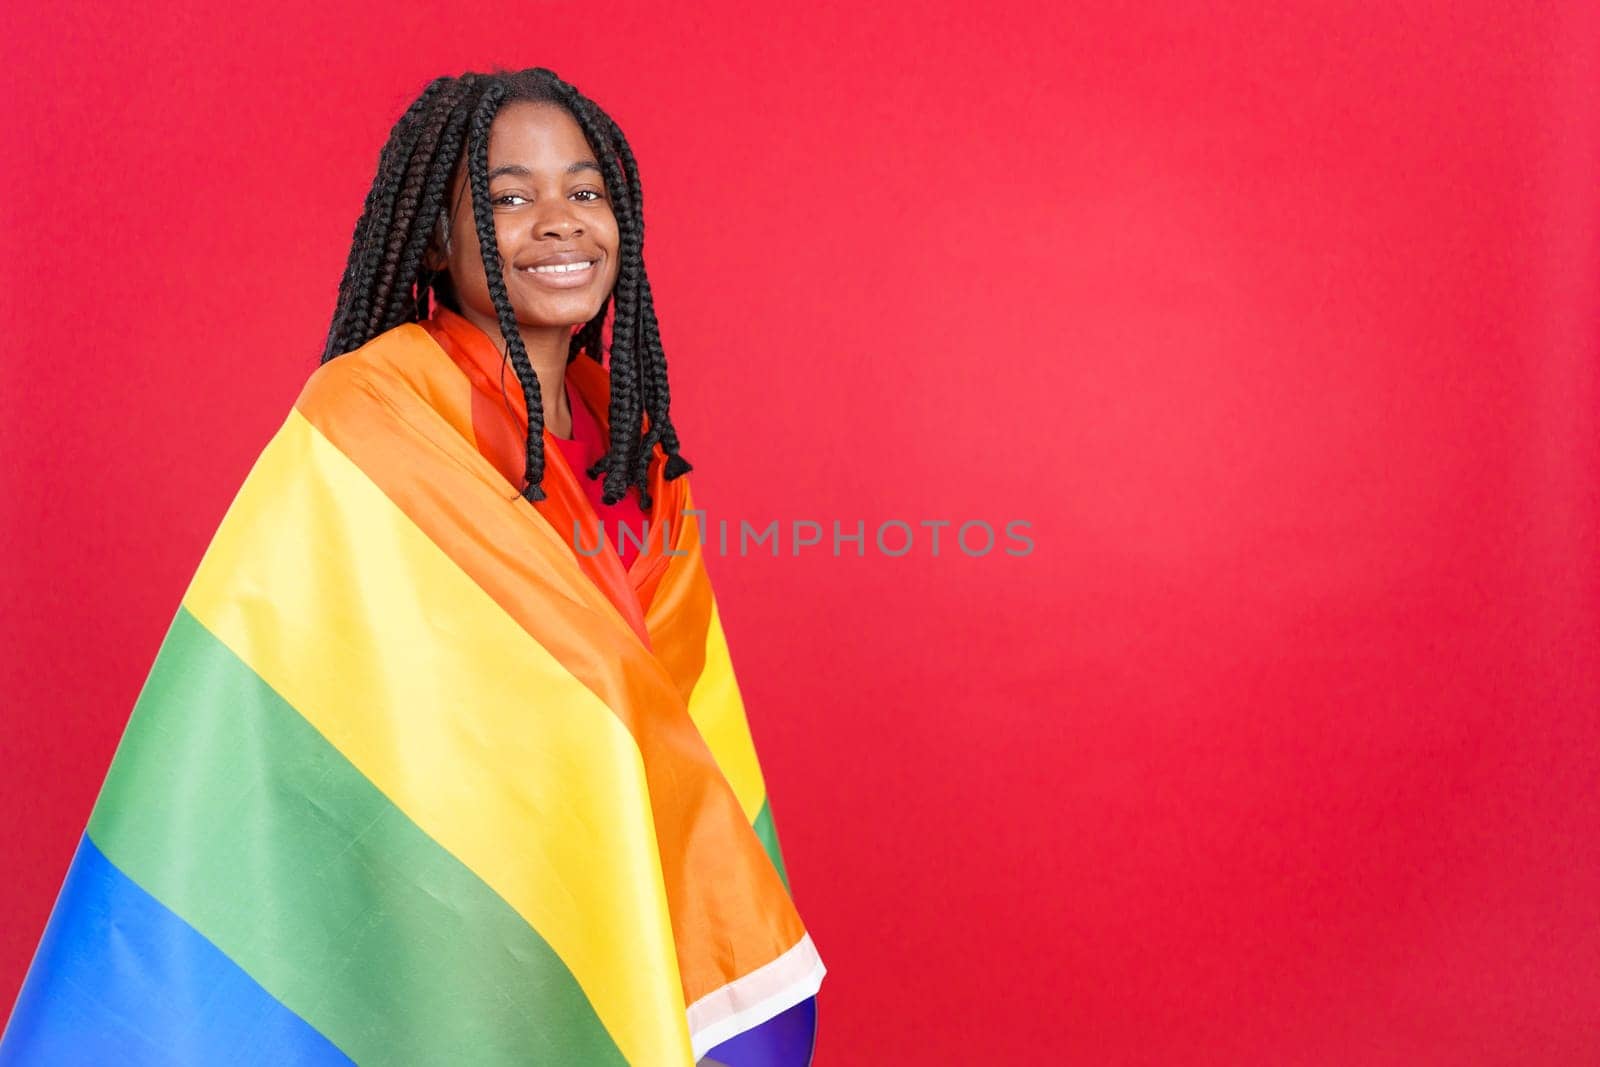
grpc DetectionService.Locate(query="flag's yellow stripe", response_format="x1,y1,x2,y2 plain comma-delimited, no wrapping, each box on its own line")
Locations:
686,596,769,824
181,409,692,1066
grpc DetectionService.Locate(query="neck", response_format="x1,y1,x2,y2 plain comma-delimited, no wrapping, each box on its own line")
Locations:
458,306,572,436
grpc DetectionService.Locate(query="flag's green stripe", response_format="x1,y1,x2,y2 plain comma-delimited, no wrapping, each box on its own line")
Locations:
752,798,790,894
86,607,628,1066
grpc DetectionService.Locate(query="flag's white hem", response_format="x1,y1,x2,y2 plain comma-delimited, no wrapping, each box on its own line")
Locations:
686,932,826,1060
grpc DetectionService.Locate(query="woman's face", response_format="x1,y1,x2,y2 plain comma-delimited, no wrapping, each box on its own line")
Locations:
432,100,621,336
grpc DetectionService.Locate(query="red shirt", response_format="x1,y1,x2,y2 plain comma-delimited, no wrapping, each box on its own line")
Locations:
550,376,645,572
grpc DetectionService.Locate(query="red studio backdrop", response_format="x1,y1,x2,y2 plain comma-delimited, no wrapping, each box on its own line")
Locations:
2,3,1597,1063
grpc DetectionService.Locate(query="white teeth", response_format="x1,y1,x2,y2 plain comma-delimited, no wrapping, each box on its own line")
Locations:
526,260,594,274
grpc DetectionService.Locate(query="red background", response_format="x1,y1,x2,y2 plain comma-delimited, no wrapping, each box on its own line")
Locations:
3,3,1598,1062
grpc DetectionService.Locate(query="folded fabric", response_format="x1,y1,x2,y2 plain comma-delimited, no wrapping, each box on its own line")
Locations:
0,313,825,1066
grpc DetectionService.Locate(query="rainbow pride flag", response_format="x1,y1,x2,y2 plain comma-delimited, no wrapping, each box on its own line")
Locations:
0,315,824,1065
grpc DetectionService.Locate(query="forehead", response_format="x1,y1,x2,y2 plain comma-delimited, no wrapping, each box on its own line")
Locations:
487,101,597,166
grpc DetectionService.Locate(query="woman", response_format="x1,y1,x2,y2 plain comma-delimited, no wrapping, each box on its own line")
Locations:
0,68,823,1066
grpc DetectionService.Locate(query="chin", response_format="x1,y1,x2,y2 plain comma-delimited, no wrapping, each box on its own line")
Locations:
514,304,603,329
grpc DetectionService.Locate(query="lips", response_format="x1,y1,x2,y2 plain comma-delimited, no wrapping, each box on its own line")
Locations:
515,250,598,269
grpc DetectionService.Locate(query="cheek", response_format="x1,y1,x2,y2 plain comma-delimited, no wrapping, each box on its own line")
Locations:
456,220,483,261
449,227,489,289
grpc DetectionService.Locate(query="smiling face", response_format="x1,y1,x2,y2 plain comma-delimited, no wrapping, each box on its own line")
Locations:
428,100,621,340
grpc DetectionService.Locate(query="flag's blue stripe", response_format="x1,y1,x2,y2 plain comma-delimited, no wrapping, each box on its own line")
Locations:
704,995,819,1067
0,832,351,1066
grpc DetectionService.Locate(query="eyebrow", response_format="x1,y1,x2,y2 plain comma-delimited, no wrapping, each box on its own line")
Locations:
486,161,603,181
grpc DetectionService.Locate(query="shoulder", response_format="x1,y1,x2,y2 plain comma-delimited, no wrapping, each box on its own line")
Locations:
295,324,440,410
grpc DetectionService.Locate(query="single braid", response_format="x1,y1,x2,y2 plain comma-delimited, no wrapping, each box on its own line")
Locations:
638,271,692,480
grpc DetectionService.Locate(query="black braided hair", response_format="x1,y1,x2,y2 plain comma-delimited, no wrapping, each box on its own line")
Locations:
321,68,691,510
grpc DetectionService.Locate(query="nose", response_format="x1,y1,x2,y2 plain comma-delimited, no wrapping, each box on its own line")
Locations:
533,196,583,240
539,217,582,239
